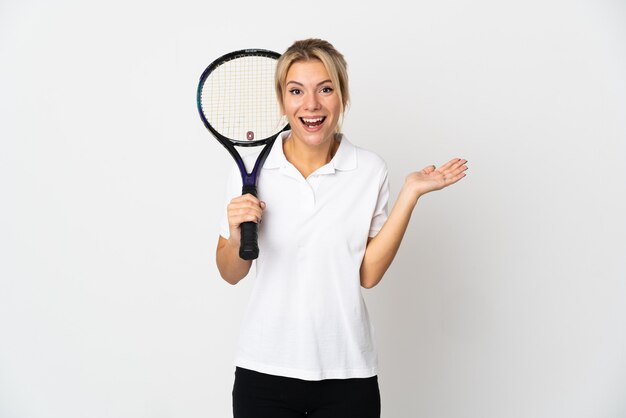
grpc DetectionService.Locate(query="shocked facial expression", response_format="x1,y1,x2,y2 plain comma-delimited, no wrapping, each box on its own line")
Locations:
282,60,342,148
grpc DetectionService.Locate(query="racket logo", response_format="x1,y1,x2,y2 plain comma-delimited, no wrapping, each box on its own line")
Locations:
246,131,255,140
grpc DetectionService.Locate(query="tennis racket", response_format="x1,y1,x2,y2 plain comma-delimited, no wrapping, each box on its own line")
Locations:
197,49,289,260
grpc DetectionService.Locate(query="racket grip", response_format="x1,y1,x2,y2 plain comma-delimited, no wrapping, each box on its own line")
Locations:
240,185,259,260
239,221,259,260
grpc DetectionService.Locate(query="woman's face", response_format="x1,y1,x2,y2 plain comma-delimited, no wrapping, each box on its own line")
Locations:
282,60,342,148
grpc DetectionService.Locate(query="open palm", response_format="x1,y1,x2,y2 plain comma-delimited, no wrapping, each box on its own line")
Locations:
405,158,468,197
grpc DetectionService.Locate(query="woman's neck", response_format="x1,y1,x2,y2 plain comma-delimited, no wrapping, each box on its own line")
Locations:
283,134,339,178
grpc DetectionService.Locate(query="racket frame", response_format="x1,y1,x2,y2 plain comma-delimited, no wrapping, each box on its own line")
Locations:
196,48,289,259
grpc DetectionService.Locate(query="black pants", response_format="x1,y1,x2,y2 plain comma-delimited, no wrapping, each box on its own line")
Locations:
233,367,381,418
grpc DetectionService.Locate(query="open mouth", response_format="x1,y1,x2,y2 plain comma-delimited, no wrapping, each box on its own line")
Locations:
300,116,326,128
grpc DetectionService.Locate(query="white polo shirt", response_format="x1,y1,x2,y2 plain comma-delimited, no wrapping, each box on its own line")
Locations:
220,131,389,381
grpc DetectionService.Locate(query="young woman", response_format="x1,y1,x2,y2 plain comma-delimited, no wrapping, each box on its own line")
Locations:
217,38,467,418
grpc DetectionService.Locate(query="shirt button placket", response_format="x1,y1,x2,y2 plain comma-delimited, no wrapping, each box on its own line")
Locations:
299,180,315,214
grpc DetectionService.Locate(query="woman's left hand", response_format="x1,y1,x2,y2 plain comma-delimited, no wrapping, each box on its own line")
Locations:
402,158,468,200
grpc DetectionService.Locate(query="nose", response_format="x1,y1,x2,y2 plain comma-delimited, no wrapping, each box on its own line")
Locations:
304,92,321,111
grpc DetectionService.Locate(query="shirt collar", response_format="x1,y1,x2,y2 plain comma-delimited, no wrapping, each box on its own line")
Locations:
263,131,357,173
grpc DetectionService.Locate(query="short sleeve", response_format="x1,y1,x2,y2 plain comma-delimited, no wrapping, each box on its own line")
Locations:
219,164,243,239
368,166,389,237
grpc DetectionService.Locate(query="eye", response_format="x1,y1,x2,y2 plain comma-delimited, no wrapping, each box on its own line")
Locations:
289,88,302,95
320,86,334,94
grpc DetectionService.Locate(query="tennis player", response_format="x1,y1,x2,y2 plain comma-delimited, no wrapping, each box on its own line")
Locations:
217,38,467,418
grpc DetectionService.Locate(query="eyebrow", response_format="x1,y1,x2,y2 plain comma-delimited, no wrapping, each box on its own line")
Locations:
286,79,333,87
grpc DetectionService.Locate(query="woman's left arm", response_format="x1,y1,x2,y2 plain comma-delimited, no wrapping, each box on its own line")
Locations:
359,158,468,288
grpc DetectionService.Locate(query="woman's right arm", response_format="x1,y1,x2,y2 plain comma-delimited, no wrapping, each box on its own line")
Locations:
215,194,265,285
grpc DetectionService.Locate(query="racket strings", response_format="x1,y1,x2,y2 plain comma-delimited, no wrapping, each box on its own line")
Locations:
201,56,284,143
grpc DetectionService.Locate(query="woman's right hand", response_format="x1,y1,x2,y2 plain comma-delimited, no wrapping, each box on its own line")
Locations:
226,194,266,245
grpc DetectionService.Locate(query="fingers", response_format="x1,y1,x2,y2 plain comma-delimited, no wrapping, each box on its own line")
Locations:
438,158,466,172
227,194,265,228
441,158,468,184
429,158,468,186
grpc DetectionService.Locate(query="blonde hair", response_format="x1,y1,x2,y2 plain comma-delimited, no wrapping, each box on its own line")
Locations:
275,39,349,129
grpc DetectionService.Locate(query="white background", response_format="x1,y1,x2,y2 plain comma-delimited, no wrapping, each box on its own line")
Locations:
1,0,625,417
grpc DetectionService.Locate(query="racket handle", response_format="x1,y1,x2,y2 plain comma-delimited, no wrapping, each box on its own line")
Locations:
240,185,259,260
